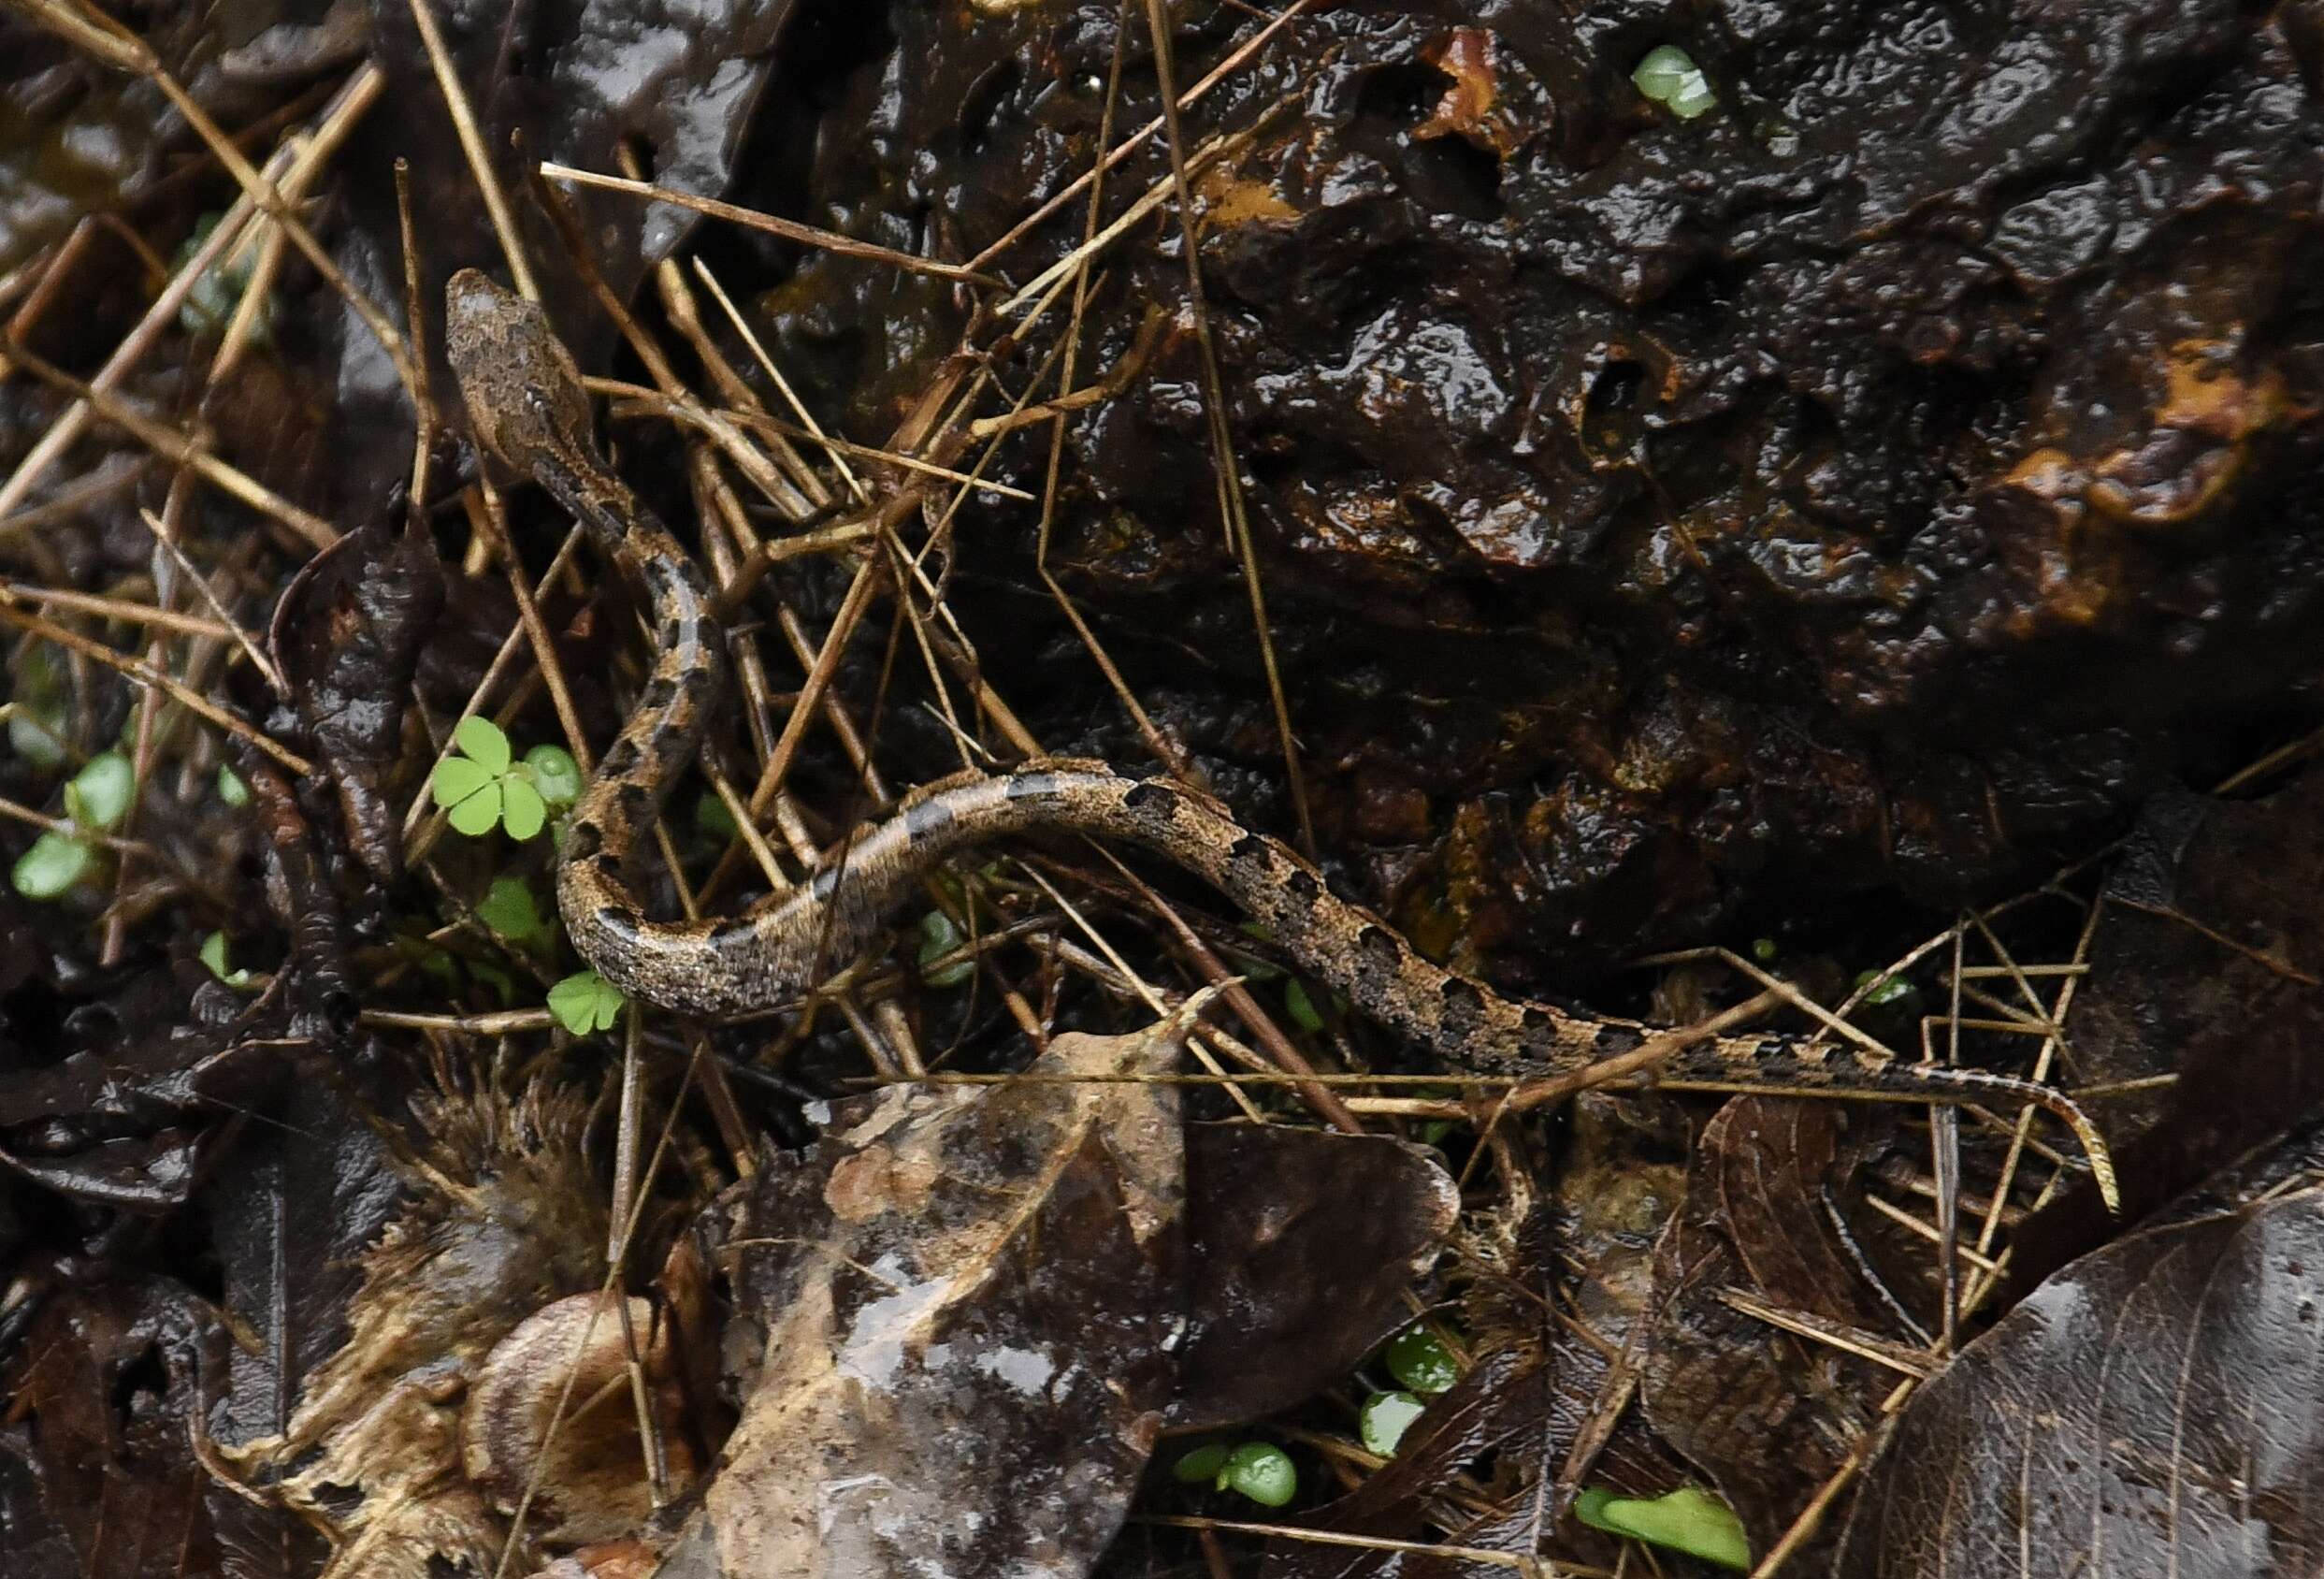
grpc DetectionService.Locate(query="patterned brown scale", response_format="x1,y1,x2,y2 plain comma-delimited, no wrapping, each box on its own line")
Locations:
442,271,2119,1211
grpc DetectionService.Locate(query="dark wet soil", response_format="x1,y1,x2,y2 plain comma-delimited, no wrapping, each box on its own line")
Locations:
738,0,2324,973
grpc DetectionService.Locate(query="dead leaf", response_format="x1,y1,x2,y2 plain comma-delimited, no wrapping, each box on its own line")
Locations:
270,510,445,881
5,1279,222,1579
1639,1099,1898,1558
1175,1123,1458,1431
220,1082,613,1579
1263,1105,1696,1578
659,1007,1200,1578
2012,769,2324,1283
1834,1122,2324,1576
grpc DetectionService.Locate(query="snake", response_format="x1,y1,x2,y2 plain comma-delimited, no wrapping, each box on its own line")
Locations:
442,269,2117,1210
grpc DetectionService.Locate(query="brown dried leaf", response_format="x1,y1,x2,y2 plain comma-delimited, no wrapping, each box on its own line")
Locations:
5,1280,222,1579
2012,769,2324,1283
658,1007,1200,1578
1835,1123,2324,1576
1263,1113,1696,1578
1175,1123,1458,1430
270,511,444,881
1639,1099,1896,1557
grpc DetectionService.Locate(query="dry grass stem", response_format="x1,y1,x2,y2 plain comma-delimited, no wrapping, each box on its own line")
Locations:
541,162,1000,285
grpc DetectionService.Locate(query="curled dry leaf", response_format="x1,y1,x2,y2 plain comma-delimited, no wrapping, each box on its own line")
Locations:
657,1005,1203,1578
1835,1123,2324,1577
270,511,445,880
218,1083,611,1579
464,1292,698,1546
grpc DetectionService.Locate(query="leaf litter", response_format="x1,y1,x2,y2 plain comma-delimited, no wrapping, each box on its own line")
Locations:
0,0,2320,1576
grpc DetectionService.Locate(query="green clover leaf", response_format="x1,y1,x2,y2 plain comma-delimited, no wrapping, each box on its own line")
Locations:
1218,1443,1297,1508
1384,1323,1461,1396
1359,1391,1426,1457
1284,978,1324,1032
549,970,625,1035
11,831,91,899
917,909,974,988
524,744,583,807
501,776,547,841
1576,1485,1751,1571
1172,1443,1230,1484
478,876,550,946
7,646,70,769
1854,967,1921,1011
200,930,254,987
65,751,136,831
436,761,503,835
432,717,556,841
695,790,740,841
455,714,511,774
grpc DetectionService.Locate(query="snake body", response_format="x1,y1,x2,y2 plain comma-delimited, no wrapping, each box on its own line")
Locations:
443,270,2116,1209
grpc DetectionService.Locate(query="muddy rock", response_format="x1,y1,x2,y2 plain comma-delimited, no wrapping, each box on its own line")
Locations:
740,0,2324,971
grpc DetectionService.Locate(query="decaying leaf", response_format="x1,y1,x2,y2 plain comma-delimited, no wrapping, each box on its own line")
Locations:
1638,1099,1904,1557
5,1280,222,1579
2058,774,2324,1217
657,1006,1202,1578
1835,1123,2324,1577
220,1082,612,1579
1264,1099,1697,1578
270,511,445,880
463,1292,699,1546
1175,1123,1460,1430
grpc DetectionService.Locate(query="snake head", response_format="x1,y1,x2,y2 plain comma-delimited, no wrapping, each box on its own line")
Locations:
444,268,598,472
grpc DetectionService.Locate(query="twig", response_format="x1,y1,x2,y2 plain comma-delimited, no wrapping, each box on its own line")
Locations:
0,597,310,774
541,163,999,285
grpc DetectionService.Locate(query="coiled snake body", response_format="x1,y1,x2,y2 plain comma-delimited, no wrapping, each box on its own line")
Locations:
443,270,2117,1209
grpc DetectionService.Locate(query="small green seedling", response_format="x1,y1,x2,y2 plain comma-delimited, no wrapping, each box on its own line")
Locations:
1383,1322,1461,1396
1172,1441,1296,1508
217,764,252,807
433,717,550,839
175,211,275,344
65,751,134,830
1634,45,1717,119
478,876,552,947
7,647,69,769
1172,1443,1230,1484
200,931,254,987
549,970,625,1035
1853,967,1921,1012
1359,1391,1426,1456
11,833,90,899
4,704,66,769
12,751,137,900
1576,1485,1751,1571
525,744,582,807
917,909,974,989
1218,1443,1296,1507
1284,978,1324,1033
695,790,740,841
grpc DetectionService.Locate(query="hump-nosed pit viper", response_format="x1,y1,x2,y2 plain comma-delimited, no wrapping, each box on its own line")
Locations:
441,268,2117,1211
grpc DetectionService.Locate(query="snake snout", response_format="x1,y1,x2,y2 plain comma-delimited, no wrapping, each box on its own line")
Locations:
443,268,592,469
